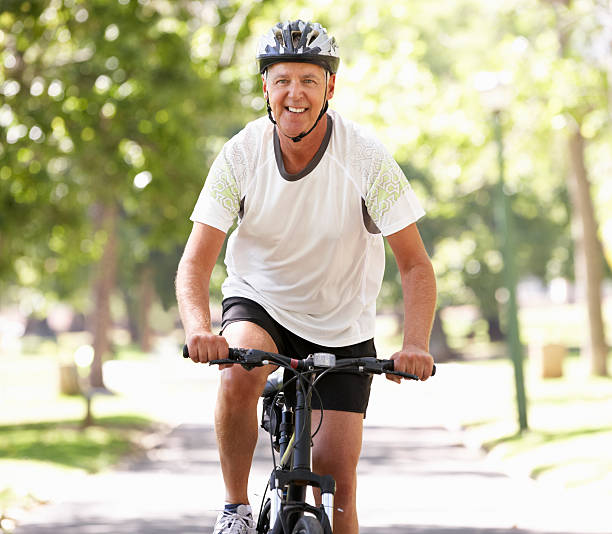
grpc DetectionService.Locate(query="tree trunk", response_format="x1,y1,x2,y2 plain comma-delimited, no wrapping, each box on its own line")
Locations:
124,288,139,344
429,308,458,362
138,264,155,353
567,127,608,376
123,265,155,351
89,202,119,388
487,315,505,342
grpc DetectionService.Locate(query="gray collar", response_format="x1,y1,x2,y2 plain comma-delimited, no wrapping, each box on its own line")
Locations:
273,115,333,181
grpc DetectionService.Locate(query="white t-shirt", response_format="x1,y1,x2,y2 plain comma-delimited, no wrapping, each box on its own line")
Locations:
190,109,425,346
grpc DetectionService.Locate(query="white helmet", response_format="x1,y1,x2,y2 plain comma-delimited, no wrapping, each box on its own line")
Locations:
256,20,340,74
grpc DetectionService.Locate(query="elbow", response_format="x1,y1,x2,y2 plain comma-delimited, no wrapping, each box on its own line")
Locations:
401,258,436,292
402,255,434,278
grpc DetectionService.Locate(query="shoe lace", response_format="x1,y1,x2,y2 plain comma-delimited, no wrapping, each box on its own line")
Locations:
216,510,253,534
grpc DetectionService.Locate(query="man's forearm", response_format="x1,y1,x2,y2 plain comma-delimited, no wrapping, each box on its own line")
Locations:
176,258,213,336
400,260,437,352
175,222,226,341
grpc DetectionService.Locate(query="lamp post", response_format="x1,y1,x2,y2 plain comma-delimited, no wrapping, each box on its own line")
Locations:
475,72,528,432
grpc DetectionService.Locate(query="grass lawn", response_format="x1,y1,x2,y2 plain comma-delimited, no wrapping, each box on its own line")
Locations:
0,331,216,531
0,345,163,530
0,412,159,532
0,415,153,473
454,355,612,496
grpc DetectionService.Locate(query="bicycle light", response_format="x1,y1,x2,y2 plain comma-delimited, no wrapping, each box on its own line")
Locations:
311,352,336,367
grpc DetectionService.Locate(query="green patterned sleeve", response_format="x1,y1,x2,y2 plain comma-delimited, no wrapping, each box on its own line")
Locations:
190,146,241,232
364,145,425,236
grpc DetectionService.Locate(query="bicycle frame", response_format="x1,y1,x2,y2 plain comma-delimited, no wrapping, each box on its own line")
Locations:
267,371,335,534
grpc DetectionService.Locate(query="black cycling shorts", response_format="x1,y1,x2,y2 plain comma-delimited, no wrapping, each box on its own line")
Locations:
221,296,375,416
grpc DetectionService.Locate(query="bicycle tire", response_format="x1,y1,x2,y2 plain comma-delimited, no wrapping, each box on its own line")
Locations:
257,498,271,534
291,516,324,534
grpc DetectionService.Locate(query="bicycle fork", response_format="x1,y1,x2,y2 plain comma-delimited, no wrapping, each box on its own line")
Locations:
269,383,336,532
269,470,335,532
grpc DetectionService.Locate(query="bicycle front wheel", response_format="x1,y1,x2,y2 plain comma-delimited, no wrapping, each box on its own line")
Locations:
291,516,324,534
257,498,271,534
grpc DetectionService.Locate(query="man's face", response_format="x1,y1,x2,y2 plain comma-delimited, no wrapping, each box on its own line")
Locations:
262,62,335,138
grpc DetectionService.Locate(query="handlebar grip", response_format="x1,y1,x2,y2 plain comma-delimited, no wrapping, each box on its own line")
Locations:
182,345,243,361
381,360,436,378
209,359,236,365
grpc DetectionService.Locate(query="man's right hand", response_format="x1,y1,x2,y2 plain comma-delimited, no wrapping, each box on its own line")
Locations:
185,332,229,364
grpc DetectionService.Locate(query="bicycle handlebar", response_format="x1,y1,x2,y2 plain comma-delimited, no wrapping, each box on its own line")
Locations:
182,345,435,380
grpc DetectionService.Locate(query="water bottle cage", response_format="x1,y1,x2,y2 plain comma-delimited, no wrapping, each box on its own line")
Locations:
261,395,283,452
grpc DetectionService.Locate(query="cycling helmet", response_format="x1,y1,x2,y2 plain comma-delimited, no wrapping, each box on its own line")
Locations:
257,20,340,74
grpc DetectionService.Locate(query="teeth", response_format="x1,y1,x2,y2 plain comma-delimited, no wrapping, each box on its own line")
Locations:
288,107,306,113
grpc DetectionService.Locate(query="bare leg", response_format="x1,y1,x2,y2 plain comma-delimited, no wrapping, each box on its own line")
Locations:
311,410,363,534
215,321,278,504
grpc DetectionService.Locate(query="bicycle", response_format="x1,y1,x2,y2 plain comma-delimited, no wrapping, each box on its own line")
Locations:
182,345,435,534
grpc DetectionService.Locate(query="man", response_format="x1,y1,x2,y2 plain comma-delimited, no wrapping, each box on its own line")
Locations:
176,20,436,534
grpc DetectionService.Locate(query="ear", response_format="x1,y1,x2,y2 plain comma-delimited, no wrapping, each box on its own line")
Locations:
326,74,336,100
262,73,267,96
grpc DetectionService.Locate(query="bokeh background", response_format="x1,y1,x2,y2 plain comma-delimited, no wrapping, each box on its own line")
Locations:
1,0,612,530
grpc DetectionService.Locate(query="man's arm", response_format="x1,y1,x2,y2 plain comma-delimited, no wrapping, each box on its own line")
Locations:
385,223,437,381
176,222,228,363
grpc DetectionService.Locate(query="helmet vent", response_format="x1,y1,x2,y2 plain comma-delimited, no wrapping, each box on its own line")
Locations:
291,31,301,49
307,30,319,46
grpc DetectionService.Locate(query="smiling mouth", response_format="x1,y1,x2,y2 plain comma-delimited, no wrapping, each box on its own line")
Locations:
287,107,307,113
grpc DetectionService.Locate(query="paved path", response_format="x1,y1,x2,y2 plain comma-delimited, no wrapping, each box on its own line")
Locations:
11,422,602,534
11,357,611,534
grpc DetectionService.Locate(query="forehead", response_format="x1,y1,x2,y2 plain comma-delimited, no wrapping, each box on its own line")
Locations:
266,62,326,78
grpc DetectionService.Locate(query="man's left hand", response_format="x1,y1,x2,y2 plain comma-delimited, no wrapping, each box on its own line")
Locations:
388,345,434,383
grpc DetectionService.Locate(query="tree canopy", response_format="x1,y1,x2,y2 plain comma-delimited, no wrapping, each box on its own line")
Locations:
2,0,610,371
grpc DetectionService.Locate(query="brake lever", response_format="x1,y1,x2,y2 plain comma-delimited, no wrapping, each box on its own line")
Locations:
385,370,420,381
208,359,237,366
208,359,262,371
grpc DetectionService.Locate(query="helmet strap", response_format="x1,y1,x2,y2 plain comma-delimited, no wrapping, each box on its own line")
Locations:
288,99,328,143
266,95,277,125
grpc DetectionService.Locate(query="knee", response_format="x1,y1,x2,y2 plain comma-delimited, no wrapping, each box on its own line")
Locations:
313,455,357,499
333,470,357,499
217,366,262,406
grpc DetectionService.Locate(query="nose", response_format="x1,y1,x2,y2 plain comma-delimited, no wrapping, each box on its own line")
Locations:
287,80,303,98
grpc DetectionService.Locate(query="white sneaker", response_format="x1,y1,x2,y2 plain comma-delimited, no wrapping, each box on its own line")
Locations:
213,504,256,534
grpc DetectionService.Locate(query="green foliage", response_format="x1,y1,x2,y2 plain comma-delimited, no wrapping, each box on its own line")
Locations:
336,1,580,319
1,0,610,336
0,0,263,313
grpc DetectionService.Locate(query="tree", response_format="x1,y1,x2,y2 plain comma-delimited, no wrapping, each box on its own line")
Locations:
1,0,265,385
320,0,574,347
544,0,609,375
3,0,608,374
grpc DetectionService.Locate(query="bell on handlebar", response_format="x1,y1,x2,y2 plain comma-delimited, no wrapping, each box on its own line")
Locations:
311,353,336,368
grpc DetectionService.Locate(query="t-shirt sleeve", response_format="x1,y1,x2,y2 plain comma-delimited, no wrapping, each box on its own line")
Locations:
190,145,241,233
364,143,425,236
